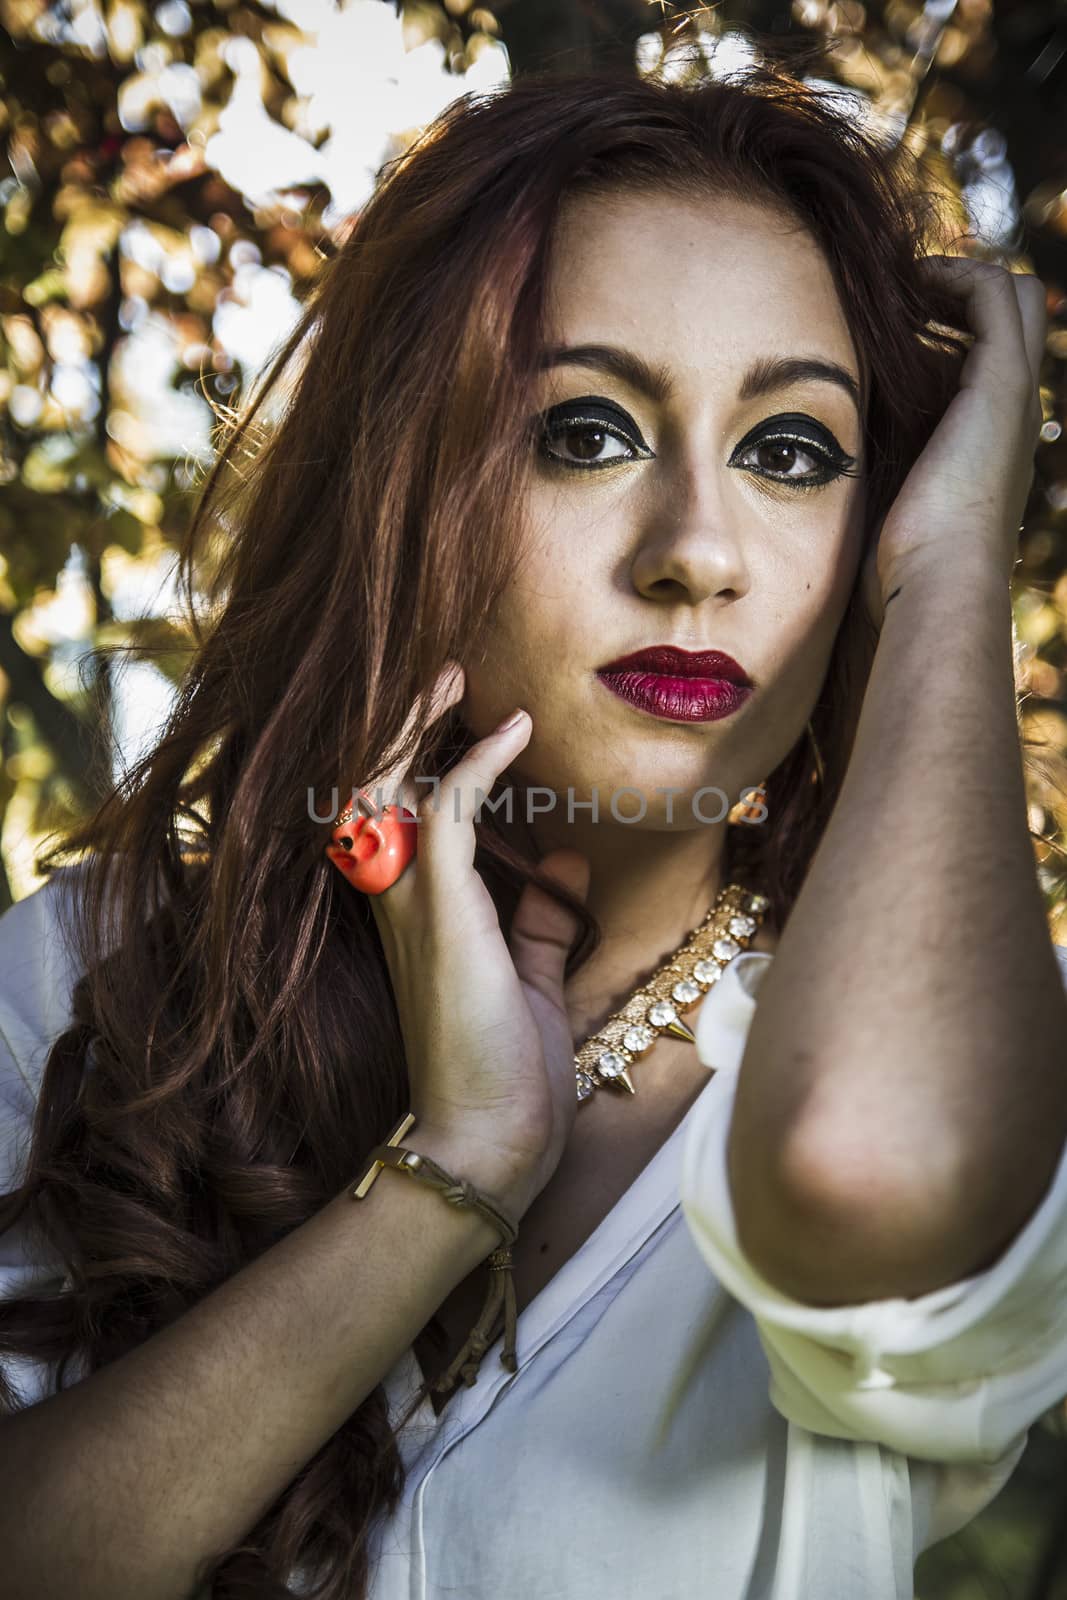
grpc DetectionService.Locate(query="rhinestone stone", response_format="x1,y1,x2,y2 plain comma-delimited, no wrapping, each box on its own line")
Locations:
597,1050,629,1079
728,914,757,939
647,1001,678,1028
576,1070,595,1101
746,892,770,913
672,979,701,1006
712,936,741,962
622,1024,654,1054
693,959,721,985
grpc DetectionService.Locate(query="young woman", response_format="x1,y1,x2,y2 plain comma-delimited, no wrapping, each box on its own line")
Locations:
1,61,1066,1600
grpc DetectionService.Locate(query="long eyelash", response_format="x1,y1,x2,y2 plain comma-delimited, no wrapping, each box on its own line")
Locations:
741,432,861,490
537,414,650,472
534,406,860,488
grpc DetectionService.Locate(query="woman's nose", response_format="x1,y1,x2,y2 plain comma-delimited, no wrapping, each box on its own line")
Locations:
629,462,751,606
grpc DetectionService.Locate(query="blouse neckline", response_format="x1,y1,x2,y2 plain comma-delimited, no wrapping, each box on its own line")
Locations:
385,1058,726,1454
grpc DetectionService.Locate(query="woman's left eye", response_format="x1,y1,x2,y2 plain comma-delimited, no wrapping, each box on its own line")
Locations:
733,422,858,490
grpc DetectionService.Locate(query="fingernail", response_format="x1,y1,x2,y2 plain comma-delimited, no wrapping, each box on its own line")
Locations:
497,707,528,733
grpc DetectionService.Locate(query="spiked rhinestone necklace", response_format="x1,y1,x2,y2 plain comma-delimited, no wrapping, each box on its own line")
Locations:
574,882,770,1103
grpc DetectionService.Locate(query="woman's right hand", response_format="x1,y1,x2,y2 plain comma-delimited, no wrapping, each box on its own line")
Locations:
326,662,591,1218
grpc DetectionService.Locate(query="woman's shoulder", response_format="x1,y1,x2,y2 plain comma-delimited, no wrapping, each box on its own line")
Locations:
0,864,89,1102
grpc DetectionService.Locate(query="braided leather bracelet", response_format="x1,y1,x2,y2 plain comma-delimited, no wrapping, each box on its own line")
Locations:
351,1111,520,1396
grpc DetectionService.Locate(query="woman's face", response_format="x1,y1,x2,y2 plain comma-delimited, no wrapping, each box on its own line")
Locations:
465,187,868,828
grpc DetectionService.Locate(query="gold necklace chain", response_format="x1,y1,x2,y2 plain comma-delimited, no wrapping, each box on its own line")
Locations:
574,883,770,1103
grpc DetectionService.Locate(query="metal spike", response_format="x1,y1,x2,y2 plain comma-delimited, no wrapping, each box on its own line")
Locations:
664,1019,696,1043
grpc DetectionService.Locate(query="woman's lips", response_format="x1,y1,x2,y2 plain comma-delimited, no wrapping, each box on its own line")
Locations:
595,670,753,723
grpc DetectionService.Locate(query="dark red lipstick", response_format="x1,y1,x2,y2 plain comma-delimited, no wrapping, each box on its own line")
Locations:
596,645,753,724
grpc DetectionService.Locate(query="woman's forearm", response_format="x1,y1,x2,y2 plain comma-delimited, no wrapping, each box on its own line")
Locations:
727,550,1067,1305
0,1129,522,1600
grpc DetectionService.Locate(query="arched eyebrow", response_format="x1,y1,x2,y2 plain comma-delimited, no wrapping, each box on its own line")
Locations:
740,354,862,421
537,343,862,421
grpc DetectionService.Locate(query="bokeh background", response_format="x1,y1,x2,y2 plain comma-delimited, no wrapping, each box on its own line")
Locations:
1,1,1066,1594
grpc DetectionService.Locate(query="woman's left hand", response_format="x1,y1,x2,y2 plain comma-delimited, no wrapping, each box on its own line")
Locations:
861,256,1048,633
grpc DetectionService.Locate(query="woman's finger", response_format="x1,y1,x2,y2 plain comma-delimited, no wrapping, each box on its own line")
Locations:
1010,271,1049,394
920,256,1033,400
350,700,531,939
413,708,532,911
509,849,590,1002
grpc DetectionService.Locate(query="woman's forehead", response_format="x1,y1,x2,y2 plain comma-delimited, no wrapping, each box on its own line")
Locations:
542,188,862,396
537,199,863,425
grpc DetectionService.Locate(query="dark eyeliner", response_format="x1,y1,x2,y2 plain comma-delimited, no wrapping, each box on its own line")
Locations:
536,396,655,471
731,412,860,488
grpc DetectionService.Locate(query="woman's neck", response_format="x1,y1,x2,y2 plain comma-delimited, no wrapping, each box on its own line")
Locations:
498,803,740,1042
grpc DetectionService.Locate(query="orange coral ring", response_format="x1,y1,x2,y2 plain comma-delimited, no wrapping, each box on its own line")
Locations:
325,791,418,895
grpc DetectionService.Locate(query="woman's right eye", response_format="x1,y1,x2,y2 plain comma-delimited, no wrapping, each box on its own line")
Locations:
535,398,655,472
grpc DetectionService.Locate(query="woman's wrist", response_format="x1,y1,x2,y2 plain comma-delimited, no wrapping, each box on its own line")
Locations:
876,529,1016,618
406,1123,537,1228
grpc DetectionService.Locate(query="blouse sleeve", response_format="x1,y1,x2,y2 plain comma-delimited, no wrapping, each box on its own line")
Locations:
679,944,1067,1467
0,871,86,1406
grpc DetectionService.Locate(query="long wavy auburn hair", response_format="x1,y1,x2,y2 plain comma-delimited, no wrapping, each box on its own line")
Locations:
0,54,1021,1599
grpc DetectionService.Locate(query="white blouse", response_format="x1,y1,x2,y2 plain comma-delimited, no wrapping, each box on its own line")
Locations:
2,869,1067,1600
